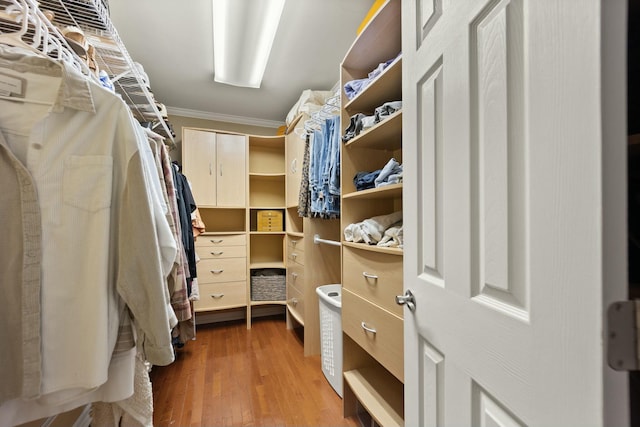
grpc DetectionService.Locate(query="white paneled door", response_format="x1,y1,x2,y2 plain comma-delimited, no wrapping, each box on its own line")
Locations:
401,0,629,426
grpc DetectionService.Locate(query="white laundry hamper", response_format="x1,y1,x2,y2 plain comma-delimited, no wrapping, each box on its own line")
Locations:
316,284,343,397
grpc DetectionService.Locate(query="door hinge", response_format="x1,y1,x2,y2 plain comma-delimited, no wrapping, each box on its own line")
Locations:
607,300,640,371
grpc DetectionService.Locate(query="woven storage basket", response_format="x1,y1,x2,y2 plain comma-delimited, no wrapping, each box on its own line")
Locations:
251,270,286,301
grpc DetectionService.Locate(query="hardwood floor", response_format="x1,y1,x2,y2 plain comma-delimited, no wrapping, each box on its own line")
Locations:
150,316,360,427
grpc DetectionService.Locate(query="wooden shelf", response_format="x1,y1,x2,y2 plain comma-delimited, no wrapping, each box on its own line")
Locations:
344,57,402,115
342,0,401,74
249,135,284,148
342,241,403,256
287,305,305,326
249,262,285,269
344,110,403,150
344,368,404,427
198,231,244,235
249,173,286,178
343,183,403,200
251,300,287,306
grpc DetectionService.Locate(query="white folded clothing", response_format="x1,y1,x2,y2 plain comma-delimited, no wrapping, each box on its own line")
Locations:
362,210,403,243
378,224,404,248
344,211,403,245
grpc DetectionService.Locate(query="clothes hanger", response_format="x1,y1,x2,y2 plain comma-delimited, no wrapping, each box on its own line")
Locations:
0,1,45,56
0,1,79,106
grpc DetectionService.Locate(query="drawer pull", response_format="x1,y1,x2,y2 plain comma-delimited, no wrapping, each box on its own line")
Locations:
362,272,379,280
210,293,224,299
210,269,224,274
291,272,298,282
291,298,298,306
210,251,224,256
291,253,298,259
291,240,299,246
210,239,224,244
361,322,377,334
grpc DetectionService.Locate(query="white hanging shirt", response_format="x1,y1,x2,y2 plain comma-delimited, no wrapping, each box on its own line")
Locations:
0,46,176,425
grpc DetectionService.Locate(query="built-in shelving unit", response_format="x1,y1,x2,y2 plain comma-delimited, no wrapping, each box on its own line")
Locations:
339,0,405,425
247,135,288,327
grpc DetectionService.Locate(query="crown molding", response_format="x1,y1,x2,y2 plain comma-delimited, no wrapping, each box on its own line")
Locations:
166,106,284,129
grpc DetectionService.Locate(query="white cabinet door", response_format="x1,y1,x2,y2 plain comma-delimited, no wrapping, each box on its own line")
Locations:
216,133,246,207
401,0,628,426
183,128,217,206
285,126,304,208
183,130,246,207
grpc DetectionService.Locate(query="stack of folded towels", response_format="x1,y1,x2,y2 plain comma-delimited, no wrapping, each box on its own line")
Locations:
344,210,403,248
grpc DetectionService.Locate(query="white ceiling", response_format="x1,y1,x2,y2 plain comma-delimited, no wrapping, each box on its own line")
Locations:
108,0,374,128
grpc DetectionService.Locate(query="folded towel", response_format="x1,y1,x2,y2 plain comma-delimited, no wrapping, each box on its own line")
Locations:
378,223,404,248
345,211,403,245
362,211,403,243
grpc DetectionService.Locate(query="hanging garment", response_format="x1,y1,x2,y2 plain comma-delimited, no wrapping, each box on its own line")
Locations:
0,46,176,426
298,133,312,217
91,353,153,427
146,131,191,324
310,115,340,219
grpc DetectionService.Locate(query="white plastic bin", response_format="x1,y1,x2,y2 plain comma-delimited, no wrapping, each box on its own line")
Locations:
316,284,343,397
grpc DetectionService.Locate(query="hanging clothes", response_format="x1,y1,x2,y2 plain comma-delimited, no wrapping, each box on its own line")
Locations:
309,115,340,219
297,133,312,217
0,45,177,426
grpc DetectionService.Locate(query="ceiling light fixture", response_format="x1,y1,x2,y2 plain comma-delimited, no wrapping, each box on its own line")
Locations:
212,0,286,89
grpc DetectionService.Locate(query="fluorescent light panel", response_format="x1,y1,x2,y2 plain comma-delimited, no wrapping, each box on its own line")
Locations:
212,0,286,88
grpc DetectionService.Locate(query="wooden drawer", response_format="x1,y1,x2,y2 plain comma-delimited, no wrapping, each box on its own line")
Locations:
287,236,304,253
343,247,403,317
287,262,304,293
342,288,403,382
197,257,246,284
194,281,246,312
196,233,246,247
287,281,304,322
196,245,246,260
257,210,283,231
287,248,304,266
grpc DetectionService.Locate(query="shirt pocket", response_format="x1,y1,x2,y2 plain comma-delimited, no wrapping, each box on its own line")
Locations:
63,155,113,212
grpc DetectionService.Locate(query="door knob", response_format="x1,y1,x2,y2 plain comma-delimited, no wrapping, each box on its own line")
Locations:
396,289,416,311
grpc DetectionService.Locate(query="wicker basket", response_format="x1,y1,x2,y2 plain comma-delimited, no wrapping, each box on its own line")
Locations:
251,269,286,301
